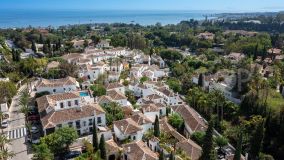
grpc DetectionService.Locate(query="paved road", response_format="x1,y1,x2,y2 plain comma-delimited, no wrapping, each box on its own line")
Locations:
5,84,33,160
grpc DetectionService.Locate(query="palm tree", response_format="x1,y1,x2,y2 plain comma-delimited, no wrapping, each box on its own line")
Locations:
19,89,31,124
0,111,4,133
0,134,11,151
0,147,15,160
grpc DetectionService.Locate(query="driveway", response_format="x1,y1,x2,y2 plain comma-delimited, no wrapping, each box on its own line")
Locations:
5,84,33,160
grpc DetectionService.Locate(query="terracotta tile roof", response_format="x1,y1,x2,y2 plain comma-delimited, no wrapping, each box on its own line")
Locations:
122,141,158,160
157,87,175,97
155,103,166,108
171,105,207,132
267,48,282,55
146,94,162,100
78,58,92,63
46,61,60,69
176,140,202,160
141,104,159,113
37,76,77,88
106,139,122,154
130,113,152,125
159,118,201,160
137,83,148,89
61,53,82,61
41,103,105,129
113,118,142,135
122,106,134,117
159,118,186,142
36,92,80,112
107,90,127,100
97,95,113,104
105,82,124,90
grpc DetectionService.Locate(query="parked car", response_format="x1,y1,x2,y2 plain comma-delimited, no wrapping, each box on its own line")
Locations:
31,126,39,134
1,120,8,128
64,151,81,160
27,137,40,144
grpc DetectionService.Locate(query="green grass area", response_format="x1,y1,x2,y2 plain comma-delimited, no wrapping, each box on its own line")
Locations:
262,89,284,111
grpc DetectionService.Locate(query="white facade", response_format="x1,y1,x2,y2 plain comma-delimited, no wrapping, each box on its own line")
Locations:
113,125,143,141
36,84,78,94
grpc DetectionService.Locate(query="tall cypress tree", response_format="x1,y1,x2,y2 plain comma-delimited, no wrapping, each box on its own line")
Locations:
200,120,216,160
169,151,174,160
31,41,37,53
198,73,204,88
92,118,99,151
154,115,160,137
249,120,265,160
233,132,243,160
159,149,164,160
99,134,106,160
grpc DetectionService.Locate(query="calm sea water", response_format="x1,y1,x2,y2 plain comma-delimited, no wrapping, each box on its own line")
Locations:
0,9,217,28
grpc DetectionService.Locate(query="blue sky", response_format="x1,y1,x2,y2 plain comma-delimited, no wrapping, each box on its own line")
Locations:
1,0,283,12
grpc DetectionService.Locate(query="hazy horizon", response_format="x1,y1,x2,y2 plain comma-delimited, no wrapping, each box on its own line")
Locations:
1,0,284,12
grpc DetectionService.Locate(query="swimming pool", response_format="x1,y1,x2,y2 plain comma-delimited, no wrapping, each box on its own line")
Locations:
79,92,89,97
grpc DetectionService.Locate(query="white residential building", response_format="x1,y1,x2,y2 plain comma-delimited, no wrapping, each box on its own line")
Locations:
113,118,143,141
35,76,79,94
155,87,183,106
36,91,106,135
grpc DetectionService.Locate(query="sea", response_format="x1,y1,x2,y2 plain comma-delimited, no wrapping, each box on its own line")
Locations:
0,9,219,28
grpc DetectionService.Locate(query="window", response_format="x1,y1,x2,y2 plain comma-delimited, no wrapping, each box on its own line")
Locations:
53,89,56,93
83,121,86,127
68,122,73,127
77,130,81,136
60,102,64,108
89,119,93,126
68,101,71,107
160,109,162,115
75,100,79,105
133,136,136,140
57,124,62,128
76,120,81,128
97,117,102,124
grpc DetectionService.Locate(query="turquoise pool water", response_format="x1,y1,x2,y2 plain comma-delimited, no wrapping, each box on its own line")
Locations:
79,92,89,97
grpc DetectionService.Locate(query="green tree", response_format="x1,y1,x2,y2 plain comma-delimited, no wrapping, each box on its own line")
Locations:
215,136,228,154
93,119,99,151
168,113,184,131
167,78,182,93
234,132,243,160
0,81,17,104
99,135,106,160
198,73,204,88
140,76,150,84
200,120,216,160
154,115,160,137
169,151,175,160
31,41,37,53
159,149,164,160
190,131,205,146
41,127,78,155
32,143,54,160
249,119,265,160
90,84,106,97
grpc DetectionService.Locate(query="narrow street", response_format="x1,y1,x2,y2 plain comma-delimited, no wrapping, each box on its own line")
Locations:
5,84,33,160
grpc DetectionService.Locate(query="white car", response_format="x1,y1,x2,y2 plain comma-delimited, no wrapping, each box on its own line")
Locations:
31,126,39,134
1,120,8,128
31,139,40,144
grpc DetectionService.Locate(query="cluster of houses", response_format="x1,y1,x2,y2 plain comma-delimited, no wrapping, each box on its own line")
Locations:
31,43,210,160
